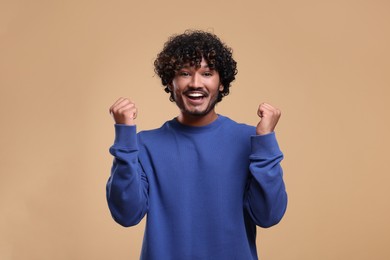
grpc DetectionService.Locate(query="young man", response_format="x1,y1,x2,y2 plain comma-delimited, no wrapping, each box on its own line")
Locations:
107,30,287,259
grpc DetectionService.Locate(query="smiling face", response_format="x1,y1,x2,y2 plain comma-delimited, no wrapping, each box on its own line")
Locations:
170,58,224,126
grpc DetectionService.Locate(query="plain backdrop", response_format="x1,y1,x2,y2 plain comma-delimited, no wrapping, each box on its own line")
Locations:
1,0,389,259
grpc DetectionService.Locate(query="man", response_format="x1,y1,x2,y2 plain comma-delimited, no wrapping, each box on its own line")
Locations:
107,30,287,259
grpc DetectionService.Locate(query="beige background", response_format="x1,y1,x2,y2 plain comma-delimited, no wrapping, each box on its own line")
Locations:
1,0,389,259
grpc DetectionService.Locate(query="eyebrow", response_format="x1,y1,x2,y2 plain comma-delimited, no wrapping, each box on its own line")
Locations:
181,63,212,69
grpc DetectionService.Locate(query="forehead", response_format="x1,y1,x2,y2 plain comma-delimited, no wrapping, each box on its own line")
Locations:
181,59,212,69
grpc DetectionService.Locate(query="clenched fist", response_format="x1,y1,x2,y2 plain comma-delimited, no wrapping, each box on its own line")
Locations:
109,97,138,126
256,102,281,135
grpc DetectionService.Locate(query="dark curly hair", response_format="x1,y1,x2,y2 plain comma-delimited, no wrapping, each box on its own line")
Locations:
154,30,238,102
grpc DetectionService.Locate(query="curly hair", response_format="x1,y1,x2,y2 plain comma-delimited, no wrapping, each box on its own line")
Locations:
154,30,238,102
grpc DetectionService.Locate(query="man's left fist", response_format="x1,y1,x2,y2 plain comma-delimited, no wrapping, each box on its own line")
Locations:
256,102,281,135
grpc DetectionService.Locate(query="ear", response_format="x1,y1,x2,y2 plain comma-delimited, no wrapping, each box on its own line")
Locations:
219,84,224,92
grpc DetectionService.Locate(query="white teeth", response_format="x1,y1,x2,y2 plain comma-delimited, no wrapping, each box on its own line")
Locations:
188,93,204,97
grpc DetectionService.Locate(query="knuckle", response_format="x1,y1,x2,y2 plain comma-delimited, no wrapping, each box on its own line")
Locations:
117,107,126,114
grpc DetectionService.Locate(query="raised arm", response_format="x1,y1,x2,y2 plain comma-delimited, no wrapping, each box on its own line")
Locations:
106,98,148,227
245,103,287,227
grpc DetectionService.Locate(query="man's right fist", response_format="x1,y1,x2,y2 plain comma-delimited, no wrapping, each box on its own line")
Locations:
109,97,138,126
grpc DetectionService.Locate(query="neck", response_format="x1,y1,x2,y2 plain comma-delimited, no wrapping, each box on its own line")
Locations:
177,110,218,127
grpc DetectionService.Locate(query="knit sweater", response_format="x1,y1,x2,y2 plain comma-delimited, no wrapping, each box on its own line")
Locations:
107,115,287,260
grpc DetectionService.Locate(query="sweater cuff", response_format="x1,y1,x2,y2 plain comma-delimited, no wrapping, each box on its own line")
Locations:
113,124,137,149
250,132,282,157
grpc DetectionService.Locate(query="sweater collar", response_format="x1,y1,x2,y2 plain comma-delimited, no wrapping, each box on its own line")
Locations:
168,114,226,134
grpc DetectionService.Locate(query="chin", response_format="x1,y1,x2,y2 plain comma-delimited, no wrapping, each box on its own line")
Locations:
185,107,214,117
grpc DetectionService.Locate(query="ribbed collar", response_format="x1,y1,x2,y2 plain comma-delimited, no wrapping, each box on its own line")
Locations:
168,115,227,134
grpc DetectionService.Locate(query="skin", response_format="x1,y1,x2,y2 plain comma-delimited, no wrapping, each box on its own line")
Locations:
168,59,223,127
109,59,281,135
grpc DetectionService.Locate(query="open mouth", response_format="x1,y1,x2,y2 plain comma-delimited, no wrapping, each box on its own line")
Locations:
187,93,204,100
185,91,208,101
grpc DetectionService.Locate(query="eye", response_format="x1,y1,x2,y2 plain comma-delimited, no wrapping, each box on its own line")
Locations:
203,71,213,77
179,71,190,77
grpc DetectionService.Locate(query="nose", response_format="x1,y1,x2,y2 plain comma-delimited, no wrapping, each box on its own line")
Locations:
189,73,202,88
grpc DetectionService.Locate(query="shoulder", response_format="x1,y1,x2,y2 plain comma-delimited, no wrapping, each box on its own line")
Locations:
137,120,173,142
219,115,256,135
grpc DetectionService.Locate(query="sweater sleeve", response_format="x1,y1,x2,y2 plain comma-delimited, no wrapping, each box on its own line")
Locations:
244,132,287,228
106,124,148,227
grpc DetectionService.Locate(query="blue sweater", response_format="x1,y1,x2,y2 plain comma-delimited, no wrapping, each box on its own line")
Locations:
107,115,287,260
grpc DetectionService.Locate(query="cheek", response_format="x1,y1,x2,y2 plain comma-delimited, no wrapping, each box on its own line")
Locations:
172,81,186,92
